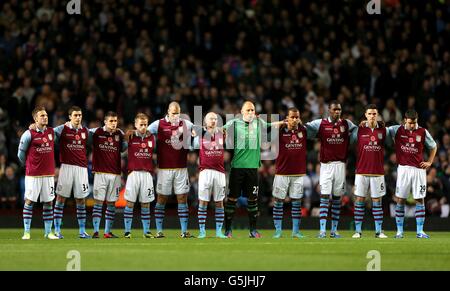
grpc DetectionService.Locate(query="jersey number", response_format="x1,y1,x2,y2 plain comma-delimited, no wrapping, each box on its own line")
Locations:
253,186,259,195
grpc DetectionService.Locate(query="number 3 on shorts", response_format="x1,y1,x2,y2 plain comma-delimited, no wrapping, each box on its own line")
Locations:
82,184,88,192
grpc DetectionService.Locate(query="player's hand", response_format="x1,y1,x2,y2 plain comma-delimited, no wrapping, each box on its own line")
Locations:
420,161,432,169
377,120,385,128
29,123,37,131
65,121,71,127
191,129,197,137
125,129,135,142
359,120,366,127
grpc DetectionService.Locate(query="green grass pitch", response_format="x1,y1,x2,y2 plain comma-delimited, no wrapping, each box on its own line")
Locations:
1,229,450,271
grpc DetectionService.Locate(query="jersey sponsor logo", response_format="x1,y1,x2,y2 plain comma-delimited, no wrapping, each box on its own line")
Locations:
363,144,382,151
400,145,419,153
326,137,345,144
416,135,421,142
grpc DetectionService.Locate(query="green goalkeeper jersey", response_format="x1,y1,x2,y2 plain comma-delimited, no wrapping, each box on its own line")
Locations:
223,118,271,169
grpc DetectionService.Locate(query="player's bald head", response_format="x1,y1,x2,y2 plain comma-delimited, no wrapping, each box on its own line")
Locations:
241,101,255,111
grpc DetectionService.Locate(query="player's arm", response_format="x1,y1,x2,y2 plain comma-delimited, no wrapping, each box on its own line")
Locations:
87,127,98,146
305,119,321,140
53,124,64,144
192,135,200,150
349,127,358,144
346,119,358,134
421,129,438,169
147,120,159,135
17,130,32,166
385,125,400,147
118,129,128,152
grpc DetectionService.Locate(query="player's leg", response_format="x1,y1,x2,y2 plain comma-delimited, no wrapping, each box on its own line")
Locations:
174,169,191,237
124,172,139,238
353,175,369,238
104,175,121,238
198,200,208,239
371,176,387,238
394,166,410,238
224,168,244,237
198,170,211,238
290,176,305,238
272,175,288,238
54,164,73,238
413,167,428,238
92,174,106,238
245,169,260,238
22,176,38,239
330,163,346,237
213,171,227,238
75,198,90,238
140,172,155,238
318,163,332,237
154,169,173,237
74,166,90,238
41,177,57,239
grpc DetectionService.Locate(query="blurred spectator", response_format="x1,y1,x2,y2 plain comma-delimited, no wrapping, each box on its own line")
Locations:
0,165,18,209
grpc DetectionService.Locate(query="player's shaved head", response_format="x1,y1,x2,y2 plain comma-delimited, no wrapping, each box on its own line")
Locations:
241,101,256,122
167,102,181,124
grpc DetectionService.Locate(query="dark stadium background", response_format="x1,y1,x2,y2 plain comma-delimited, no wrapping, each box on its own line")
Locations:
0,0,449,229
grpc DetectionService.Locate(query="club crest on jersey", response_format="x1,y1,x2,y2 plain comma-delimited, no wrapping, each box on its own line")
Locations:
340,126,345,133
219,138,223,145
377,133,383,140
148,141,152,148
115,135,120,142
48,134,53,141
81,132,86,139
416,135,421,142
298,132,303,139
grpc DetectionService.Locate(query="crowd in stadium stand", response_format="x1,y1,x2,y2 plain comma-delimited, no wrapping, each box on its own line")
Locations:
0,0,449,218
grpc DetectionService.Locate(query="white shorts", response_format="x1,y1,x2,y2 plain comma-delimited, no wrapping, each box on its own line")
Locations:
93,173,121,202
395,165,427,200
198,169,226,202
272,175,304,200
319,162,346,196
354,174,386,198
156,168,190,195
124,171,155,203
25,176,55,203
56,164,90,199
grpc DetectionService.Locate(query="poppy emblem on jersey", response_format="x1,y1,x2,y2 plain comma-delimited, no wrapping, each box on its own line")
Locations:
377,133,383,140
43,138,47,143
211,141,217,147
340,126,345,133
48,134,53,141
148,141,152,147
416,135,421,142
75,135,80,140
81,132,86,139
409,137,414,143
291,135,298,141
108,137,113,143
141,143,146,148
333,128,339,134
298,132,303,138
370,136,376,142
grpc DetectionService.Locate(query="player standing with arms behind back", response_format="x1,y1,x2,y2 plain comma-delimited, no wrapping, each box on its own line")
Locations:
272,108,307,239
351,104,389,239
18,106,59,240
305,101,357,238
387,110,437,239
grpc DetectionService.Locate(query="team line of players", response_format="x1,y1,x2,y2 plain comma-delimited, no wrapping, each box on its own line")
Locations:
18,100,437,240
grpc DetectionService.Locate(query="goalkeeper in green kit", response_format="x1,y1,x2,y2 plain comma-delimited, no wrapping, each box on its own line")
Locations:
223,101,285,238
